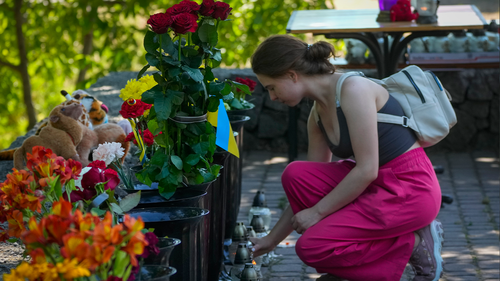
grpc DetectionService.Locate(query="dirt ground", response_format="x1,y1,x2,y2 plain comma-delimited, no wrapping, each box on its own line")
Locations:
333,0,499,21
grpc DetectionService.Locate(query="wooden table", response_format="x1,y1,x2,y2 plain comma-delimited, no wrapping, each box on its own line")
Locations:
285,5,489,161
286,5,488,78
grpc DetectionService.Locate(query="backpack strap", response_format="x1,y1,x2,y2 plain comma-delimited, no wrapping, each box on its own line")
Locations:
335,72,364,107
377,112,410,128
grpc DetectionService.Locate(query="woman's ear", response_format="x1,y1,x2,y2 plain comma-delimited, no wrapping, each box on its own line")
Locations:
287,70,298,83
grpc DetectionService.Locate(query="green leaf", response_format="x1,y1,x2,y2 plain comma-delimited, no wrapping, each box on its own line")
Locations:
151,152,168,166
158,178,176,200
147,119,160,135
110,203,124,215
137,64,150,80
230,98,243,109
90,208,107,217
145,53,160,67
142,85,162,104
170,155,183,170
198,21,218,46
154,92,170,121
185,154,200,166
113,250,129,277
167,89,184,106
207,96,220,112
181,65,203,82
159,33,177,58
204,67,215,81
144,30,160,55
168,67,181,78
153,72,166,87
119,191,141,212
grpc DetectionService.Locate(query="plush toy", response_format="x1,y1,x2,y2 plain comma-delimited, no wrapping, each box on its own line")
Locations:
13,103,84,169
0,90,110,161
390,0,419,22
77,123,130,167
71,89,109,127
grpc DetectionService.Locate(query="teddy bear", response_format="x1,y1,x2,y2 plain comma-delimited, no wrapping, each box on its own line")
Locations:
390,0,419,22
13,103,84,169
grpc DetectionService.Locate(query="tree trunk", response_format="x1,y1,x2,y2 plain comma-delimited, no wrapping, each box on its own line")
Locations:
76,5,95,86
14,0,36,130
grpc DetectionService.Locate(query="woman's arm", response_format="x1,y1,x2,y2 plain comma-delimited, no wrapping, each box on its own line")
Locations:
249,205,294,257
291,77,381,234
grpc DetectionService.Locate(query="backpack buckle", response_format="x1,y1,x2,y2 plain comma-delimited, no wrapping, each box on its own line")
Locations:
402,116,409,127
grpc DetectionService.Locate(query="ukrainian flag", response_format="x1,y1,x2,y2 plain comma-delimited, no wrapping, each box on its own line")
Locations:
207,99,239,158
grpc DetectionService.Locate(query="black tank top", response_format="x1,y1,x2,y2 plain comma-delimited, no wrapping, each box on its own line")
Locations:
317,94,417,166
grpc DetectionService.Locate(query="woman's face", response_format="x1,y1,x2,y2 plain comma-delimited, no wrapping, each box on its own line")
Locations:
256,73,303,107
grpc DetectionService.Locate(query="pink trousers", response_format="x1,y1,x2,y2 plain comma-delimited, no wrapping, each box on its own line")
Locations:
282,148,441,281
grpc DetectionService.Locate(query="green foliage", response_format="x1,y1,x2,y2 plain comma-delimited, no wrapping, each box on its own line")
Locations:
0,0,334,150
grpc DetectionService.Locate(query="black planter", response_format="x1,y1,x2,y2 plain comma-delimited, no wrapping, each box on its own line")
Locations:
207,150,231,280
224,115,250,240
127,207,209,281
126,186,207,208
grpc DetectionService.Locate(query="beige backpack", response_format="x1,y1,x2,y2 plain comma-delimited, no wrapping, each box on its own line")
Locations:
336,65,457,147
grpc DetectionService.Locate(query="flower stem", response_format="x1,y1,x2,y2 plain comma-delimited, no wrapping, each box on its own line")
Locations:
178,35,182,62
177,126,181,155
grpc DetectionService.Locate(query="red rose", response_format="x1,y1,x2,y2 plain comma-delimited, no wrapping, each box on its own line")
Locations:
119,99,152,119
212,1,232,20
171,12,198,34
235,77,257,92
200,0,215,16
125,132,135,143
167,0,200,15
66,166,120,202
125,129,156,146
147,13,173,34
88,160,106,169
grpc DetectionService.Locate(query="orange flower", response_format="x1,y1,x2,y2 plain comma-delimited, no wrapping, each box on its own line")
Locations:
61,233,91,262
73,210,100,236
121,233,147,267
7,210,26,238
88,244,116,268
45,215,72,245
122,214,145,233
29,248,47,264
93,212,124,248
26,146,57,171
22,217,47,244
13,193,41,212
51,199,73,219
5,169,33,187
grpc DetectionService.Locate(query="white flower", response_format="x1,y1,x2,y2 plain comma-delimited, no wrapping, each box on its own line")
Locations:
93,142,124,166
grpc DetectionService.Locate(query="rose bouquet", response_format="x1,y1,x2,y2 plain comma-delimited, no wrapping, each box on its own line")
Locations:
119,0,247,199
0,146,82,242
2,198,150,281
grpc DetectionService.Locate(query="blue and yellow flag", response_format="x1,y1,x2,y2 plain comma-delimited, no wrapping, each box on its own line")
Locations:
207,100,239,158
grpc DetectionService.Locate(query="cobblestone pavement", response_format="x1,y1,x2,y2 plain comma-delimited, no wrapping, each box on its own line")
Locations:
237,150,499,281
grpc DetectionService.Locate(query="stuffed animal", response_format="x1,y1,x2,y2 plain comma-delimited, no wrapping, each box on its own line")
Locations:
77,123,130,166
390,0,419,22
13,103,84,169
0,90,110,161
71,89,109,127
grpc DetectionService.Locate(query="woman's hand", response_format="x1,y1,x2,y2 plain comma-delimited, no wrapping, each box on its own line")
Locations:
291,207,323,234
249,236,276,257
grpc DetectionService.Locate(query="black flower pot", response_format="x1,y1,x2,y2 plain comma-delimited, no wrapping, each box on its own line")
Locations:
224,115,250,240
206,150,231,280
127,207,209,281
126,185,207,209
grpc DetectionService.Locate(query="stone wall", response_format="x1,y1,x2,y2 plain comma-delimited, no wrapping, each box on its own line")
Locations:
212,68,500,153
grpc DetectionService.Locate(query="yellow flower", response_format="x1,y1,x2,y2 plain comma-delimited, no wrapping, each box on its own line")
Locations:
120,79,144,101
139,74,157,91
119,75,158,102
56,258,91,279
